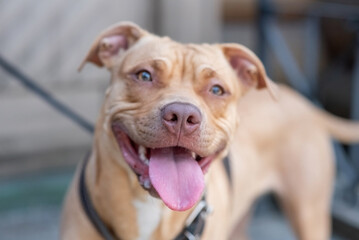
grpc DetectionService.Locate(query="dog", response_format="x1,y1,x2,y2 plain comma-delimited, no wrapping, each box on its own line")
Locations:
60,22,359,240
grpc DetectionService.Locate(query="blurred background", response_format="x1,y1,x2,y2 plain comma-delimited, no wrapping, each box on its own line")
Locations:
1,0,359,239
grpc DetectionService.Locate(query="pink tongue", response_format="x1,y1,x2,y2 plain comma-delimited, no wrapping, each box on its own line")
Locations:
149,147,205,211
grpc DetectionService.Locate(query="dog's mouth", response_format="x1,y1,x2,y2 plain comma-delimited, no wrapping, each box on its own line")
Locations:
112,123,219,211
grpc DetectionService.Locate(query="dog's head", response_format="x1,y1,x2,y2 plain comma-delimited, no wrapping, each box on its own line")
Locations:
80,22,276,211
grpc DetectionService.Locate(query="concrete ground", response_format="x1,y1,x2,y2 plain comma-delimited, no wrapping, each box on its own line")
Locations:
0,205,293,240
0,168,348,240
0,202,345,240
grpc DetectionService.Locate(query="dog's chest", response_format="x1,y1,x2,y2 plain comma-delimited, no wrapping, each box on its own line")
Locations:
133,196,162,240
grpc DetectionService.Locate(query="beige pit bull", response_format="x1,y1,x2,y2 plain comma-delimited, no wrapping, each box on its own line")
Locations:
60,22,359,240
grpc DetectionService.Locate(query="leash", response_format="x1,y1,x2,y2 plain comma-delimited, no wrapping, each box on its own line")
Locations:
0,55,94,134
79,154,231,240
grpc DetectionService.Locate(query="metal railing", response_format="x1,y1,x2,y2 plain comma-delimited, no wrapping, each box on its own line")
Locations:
257,0,359,237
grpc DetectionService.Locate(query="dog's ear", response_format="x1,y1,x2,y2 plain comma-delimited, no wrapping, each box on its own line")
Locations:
78,22,147,71
220,43,278,100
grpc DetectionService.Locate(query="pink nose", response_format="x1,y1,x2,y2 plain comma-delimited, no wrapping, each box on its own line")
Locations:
161,102,202,136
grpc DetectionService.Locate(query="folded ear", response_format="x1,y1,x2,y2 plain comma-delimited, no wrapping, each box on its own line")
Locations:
220,43,278,100
78,22,147,71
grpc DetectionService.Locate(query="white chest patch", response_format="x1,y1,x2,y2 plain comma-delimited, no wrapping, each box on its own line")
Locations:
133,196,162,240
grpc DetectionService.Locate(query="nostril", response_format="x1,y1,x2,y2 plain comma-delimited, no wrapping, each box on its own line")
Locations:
163,112,178,123
187,116,197,125
170,114,178,122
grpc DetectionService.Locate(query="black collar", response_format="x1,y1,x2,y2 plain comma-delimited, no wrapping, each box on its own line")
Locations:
79,155,116,240
78,155,215,240
222,156,232,186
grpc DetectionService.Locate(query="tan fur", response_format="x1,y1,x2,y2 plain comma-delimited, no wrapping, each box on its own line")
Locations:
60,22,359,240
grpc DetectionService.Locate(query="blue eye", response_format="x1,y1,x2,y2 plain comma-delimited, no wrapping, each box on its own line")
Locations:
136,70,152,82
210,85,225,96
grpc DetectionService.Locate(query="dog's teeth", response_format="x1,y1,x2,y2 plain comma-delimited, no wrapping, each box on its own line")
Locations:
191,152,196,159
138,145,149,165
138,145,146,155
143,179,151,189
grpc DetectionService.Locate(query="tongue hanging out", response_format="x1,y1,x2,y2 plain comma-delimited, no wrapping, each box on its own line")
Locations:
149,147,205,211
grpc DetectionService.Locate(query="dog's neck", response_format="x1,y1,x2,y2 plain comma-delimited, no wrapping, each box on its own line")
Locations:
84,127,192,240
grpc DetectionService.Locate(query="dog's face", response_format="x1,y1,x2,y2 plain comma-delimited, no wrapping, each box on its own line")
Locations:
80,22,276,211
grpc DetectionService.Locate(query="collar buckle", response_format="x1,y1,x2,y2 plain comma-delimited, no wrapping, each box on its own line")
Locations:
177,194,213,240
184,230,199,240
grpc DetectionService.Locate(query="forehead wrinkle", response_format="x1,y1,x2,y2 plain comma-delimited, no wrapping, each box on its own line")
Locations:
165,49,182,80
152,57,171,68
183,48,200,82
196,64,216,78
152,57,172,73
123,56,171,72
